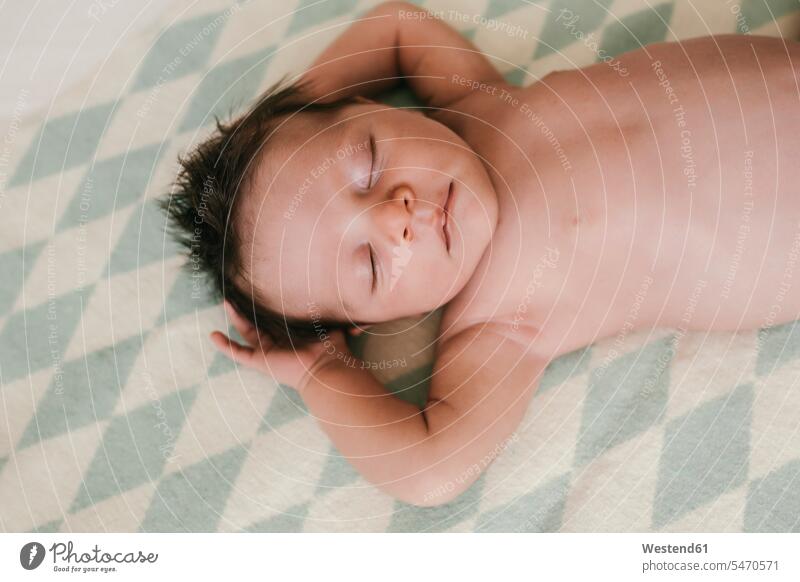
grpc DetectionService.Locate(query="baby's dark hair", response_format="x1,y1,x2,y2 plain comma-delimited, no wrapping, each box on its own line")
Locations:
159,77,358,348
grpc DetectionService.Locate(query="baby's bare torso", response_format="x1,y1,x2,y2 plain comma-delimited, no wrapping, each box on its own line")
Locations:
439,34,800,359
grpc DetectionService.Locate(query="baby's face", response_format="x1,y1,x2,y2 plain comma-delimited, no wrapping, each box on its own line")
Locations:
239,102,498,326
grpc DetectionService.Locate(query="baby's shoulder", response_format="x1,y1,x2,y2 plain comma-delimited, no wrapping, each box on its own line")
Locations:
438,301,541,352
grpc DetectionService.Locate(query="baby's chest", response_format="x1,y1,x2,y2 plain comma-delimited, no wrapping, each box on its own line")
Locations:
438,221,575,344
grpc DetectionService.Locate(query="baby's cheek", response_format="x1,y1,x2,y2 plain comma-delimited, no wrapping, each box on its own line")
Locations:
414,263,453,301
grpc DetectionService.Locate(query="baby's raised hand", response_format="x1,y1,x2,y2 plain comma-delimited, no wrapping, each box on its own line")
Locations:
209,300,347,391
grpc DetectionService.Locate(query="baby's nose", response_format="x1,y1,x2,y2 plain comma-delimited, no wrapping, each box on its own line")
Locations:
381,185,414,244
393,184,438,227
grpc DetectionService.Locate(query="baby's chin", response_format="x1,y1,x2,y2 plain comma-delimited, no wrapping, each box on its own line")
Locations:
399,277,472,316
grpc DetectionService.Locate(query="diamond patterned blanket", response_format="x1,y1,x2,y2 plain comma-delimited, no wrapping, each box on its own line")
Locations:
1,0,799,533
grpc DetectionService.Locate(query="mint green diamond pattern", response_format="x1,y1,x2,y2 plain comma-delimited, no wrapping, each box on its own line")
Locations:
178,46,274,132
10,102,117,188
744,459,800,532
245,502,310,532
260,385,308,432
0,240,46,317
504,67,529,86
485,0,546,20
17,334,144,450
156,268,219,325
540,345,591,392
30,518,63,533
461,27,479,42
653,383,753,529
534,0,614,59
756,320,800,377
576,335,673,466
599,2,673,58
106,199,181,278
70,385,198,513
740,0,800,32
315,445,360,494
4,0,800,534
286,0,359,36
207,350,237,378
132,11,228,91
57,143,165,233
0,286,93,384
475,472,570,532
387,474,487,532
140,442,249,531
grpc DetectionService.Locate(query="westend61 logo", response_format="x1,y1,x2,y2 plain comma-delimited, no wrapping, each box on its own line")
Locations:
19,540,158,574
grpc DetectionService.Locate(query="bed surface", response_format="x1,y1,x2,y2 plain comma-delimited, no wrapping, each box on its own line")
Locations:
1,0,799,532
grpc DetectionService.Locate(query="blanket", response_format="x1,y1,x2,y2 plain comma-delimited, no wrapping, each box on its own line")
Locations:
1,0,799,532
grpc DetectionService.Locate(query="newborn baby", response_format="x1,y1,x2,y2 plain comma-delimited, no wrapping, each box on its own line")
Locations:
162,1,800,506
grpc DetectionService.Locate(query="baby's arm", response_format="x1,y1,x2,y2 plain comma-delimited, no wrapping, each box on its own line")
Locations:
212,304,547,506
299,0,506,108
299,323,546,506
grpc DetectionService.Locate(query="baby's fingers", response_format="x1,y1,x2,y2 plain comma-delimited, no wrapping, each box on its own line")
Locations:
210,330,257,368
222,300,260,344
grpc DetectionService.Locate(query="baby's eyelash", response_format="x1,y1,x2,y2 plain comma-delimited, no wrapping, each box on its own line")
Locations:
368,243,377,292
357,135,377,191
367,134,381,188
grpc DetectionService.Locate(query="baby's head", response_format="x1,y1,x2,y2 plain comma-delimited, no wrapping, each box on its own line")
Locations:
162,80,498,347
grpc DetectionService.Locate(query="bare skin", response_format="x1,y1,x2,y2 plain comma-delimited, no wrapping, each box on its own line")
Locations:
211,2,800,506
